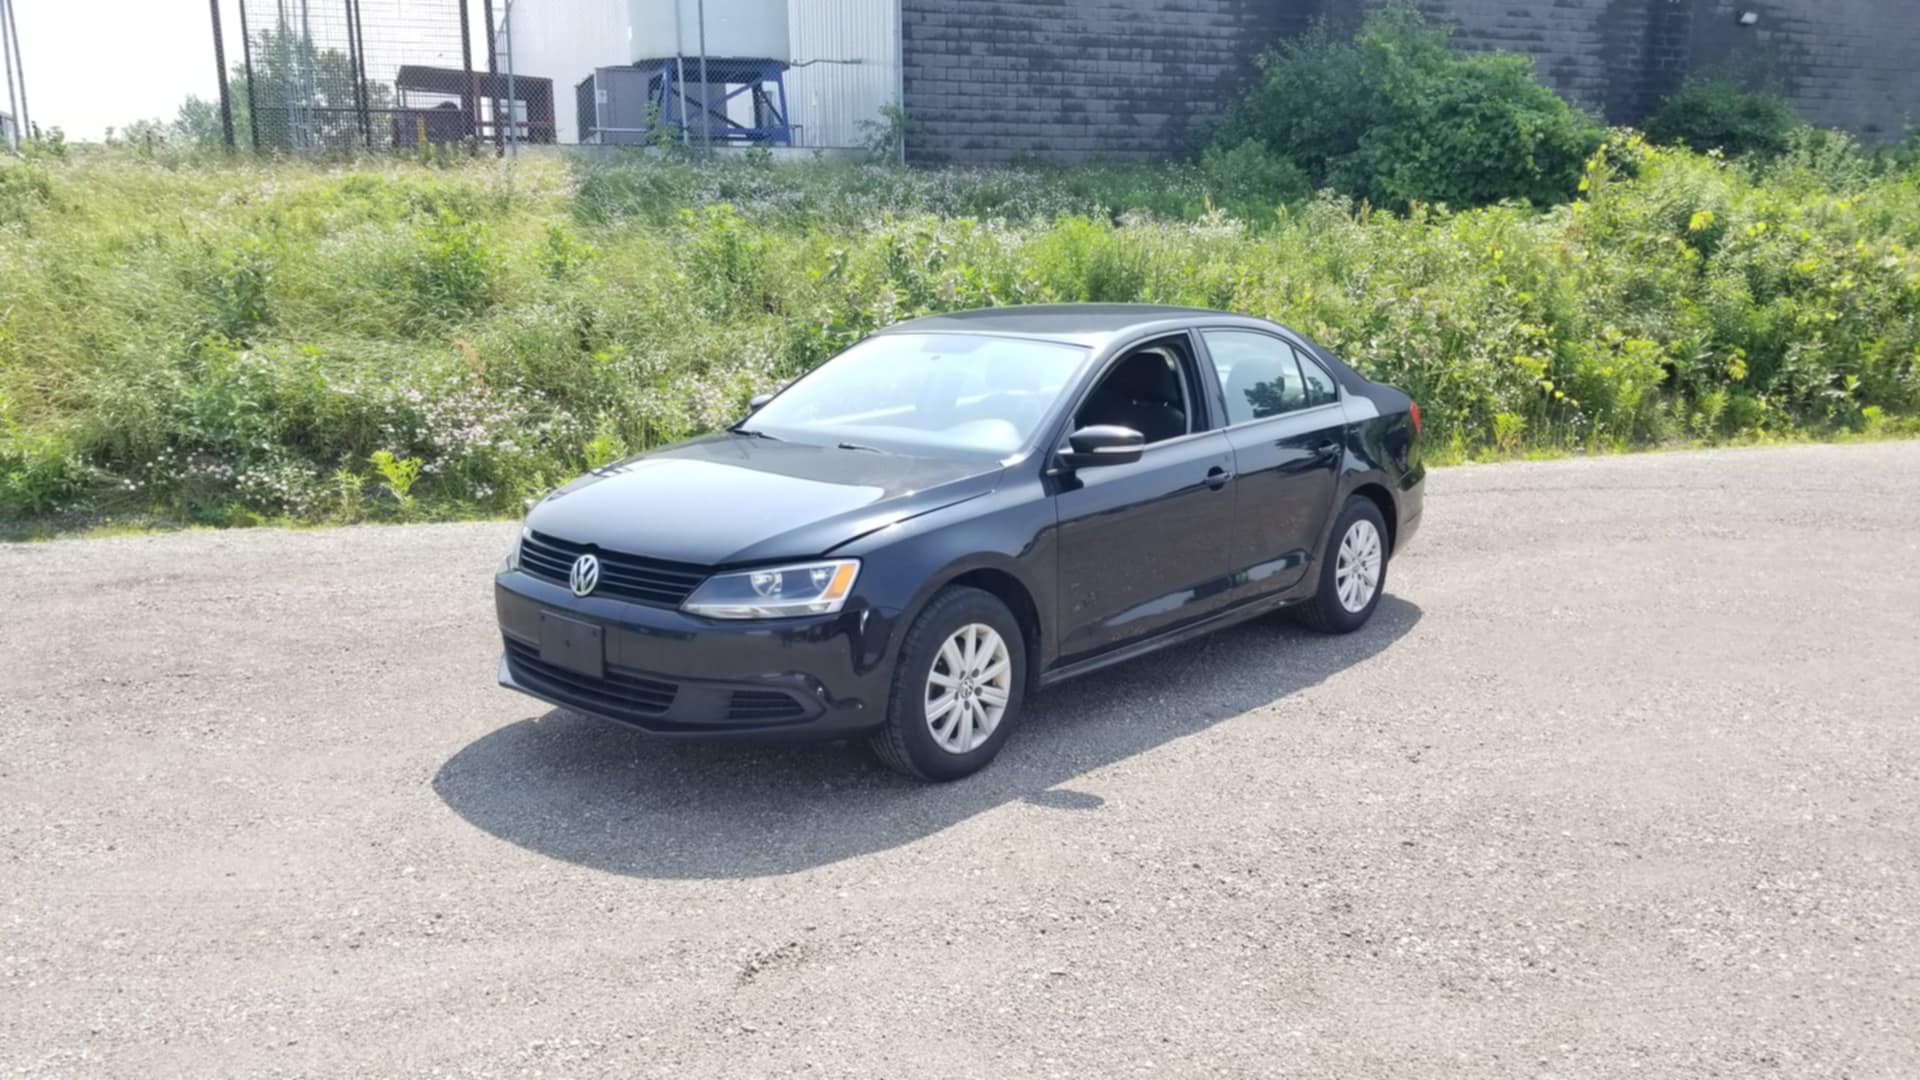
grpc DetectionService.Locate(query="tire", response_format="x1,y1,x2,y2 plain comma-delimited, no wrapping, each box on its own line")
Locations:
870,586,1026,781
1294,495,1389,635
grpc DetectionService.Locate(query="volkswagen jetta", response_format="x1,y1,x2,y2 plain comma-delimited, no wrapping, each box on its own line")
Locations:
496,304,1424,779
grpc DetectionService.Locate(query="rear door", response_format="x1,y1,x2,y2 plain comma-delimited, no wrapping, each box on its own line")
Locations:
1199,329,1346,595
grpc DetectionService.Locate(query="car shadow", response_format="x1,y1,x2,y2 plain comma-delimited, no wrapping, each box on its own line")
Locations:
433,597,1420,880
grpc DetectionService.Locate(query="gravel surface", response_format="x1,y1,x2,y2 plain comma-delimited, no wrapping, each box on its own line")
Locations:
4,442,1918,1079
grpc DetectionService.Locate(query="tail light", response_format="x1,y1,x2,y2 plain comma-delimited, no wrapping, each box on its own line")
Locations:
1408,401,1423,436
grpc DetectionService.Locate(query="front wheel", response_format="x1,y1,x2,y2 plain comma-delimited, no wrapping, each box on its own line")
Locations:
870,586,1025,781
1294,496,1389,634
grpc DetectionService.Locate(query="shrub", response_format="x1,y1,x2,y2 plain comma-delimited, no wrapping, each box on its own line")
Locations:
1645,77,1802,159
400,209,500,320
0,142,1915,531
1199,139,1310,219
1211,1,1603,210
0,161,54,225
1761,126,1880,194
369,449,423,512
0,430,96,516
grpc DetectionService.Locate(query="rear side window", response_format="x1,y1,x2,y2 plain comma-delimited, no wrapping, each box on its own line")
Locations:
1296,348,1339,407
1205,330,1337,424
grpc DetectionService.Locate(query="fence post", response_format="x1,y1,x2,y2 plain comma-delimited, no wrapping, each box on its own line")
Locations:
237,0,260,150
483,0,503,151
351,0,373,147
209,0,237,149
342,0,369,149
458,0,477,143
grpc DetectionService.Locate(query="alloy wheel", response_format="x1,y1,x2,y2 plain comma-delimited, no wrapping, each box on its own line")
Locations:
924,622,1012,754
1334,518,1382,613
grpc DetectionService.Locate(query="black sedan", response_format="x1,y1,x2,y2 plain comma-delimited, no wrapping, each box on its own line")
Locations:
496,304,1424,780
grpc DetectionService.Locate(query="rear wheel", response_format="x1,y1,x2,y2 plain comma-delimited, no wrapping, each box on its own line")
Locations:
1295,496,1388,634
870,586,1024,781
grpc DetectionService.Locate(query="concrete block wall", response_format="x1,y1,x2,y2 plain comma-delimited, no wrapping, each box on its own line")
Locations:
900,0,1920,163
1435,0,1920,138
1413,0,1687,124
1677,0,1920,139
899,0,1321,162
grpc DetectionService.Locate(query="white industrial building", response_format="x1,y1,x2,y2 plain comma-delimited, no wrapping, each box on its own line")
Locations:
497,0,898,149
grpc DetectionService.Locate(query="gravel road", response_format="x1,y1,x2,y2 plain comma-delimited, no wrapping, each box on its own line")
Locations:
4,442,1919,1079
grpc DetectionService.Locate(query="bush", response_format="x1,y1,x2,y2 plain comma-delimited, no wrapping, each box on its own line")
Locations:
0,139,1916,530
1211,1,1603,210
1645,77,1803,159
1199,139,1310,219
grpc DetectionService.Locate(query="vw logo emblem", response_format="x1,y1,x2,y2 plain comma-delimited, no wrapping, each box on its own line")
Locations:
569,554,600,597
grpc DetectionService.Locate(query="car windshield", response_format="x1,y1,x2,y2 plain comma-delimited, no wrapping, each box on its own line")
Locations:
737,333,1088,458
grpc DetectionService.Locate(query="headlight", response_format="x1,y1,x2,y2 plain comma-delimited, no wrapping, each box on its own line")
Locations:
681,559,860,619
500,526,530,573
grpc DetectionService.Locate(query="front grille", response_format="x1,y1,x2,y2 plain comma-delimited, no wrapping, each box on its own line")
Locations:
726,688,809,723
503,637,678,722
519,530,708,608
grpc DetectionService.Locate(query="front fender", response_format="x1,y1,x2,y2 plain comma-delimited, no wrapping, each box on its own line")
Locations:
839,473,1059,670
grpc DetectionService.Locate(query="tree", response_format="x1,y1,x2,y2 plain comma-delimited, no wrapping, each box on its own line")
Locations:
172,96,228,153
236,24,393,152
162,27,394,153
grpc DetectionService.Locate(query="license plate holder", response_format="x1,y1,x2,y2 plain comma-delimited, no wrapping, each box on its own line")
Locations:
538,612,605,678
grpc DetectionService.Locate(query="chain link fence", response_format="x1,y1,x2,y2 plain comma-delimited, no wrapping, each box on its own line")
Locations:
235,0,468,152
218,0,896,156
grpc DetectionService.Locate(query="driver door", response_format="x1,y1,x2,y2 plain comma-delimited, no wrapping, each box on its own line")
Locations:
1050,335,1240,662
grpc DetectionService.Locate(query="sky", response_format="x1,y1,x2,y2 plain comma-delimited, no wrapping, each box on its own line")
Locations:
3,1,247,139
5,0,492,141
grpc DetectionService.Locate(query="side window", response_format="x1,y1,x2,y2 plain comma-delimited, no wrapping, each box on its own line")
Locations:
1203,330,1307,425
1296,349,1340,407
1074,342,1195,445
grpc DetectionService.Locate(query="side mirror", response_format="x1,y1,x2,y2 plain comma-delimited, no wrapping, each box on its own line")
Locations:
1059,425,1145,469
747,392,775,413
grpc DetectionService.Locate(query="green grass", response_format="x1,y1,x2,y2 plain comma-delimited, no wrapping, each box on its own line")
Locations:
2,135,1917,532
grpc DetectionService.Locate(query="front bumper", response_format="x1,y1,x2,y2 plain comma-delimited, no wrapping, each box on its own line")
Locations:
494,572,898,739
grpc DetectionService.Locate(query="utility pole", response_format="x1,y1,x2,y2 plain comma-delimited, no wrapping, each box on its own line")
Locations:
671,0,689,146
210,0,237,149
1,0,28,145
696,0,709,153
1,0,18,151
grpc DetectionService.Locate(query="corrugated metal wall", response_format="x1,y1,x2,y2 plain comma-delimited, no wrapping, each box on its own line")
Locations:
784,0,900,150
501,0,631,144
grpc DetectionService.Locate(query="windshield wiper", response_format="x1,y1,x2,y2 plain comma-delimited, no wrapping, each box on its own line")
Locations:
732,426,782,441
836,441,883,453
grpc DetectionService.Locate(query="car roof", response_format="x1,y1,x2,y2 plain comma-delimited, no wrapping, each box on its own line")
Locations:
880,304,1268,347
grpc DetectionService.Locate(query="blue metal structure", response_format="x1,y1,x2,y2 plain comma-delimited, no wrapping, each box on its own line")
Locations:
644,56,792,145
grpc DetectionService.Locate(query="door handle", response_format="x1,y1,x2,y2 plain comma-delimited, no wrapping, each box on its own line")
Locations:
1205,466,1233,490
1310,438,1343,459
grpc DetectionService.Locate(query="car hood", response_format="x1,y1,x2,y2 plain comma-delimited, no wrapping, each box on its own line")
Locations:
524,433,1005,566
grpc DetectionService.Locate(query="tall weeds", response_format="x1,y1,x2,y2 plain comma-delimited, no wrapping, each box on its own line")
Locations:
1,140,1915,528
